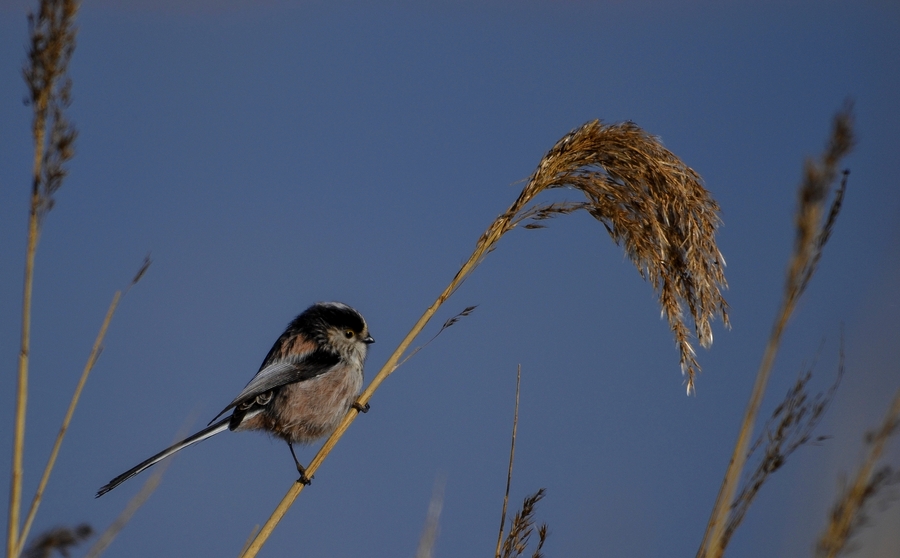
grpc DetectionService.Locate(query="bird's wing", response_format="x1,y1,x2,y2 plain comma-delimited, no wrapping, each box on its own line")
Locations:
207,349,340,425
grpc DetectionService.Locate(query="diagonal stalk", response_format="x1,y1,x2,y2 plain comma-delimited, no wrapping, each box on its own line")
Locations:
239,120,728,557
697,106,853,558
697,296,794,557
16,292,122,557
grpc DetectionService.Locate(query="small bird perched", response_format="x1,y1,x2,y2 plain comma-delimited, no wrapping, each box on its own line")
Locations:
97,301,374,497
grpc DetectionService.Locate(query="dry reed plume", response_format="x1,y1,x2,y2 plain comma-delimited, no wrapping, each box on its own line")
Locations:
498,490,548,558
240,120,729,556
23,0,78,221
699,105,855,558
510,121,729,392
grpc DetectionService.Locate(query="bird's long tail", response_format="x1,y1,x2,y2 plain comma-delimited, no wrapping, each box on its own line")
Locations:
96,417,231,497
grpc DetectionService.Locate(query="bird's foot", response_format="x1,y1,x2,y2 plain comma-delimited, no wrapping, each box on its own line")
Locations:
296,464,313,485
352,401,370,413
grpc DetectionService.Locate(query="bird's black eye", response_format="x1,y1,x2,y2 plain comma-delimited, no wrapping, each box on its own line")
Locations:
344,329,354,339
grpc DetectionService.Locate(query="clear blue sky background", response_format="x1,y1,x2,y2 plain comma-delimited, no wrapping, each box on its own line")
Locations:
2,1,899,556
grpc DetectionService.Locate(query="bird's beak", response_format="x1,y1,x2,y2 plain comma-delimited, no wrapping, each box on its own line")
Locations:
363,336,375,344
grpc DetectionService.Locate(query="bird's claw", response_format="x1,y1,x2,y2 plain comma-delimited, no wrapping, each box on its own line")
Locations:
352,401,370,413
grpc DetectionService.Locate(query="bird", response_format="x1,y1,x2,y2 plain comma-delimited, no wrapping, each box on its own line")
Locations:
96,301,374,497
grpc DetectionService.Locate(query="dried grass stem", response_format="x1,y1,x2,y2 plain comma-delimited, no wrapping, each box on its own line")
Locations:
240,120,728,557
9,2,79,556
495,365,522,558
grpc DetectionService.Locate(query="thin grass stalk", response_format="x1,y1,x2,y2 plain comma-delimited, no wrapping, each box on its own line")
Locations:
16,256,147,557
698,107,853,558
9,2,79,555
9,25,51,558
8,199,39,558
240,120,728,557
697,295,793,558
495,365,521,558
8,28,50,558
17,294,118,557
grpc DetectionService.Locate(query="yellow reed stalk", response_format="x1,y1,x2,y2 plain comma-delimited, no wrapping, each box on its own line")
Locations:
9,1,79,554
9,196,40,558
240,120,728,557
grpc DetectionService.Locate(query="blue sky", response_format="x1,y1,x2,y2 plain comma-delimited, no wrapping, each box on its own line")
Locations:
1,1,899,556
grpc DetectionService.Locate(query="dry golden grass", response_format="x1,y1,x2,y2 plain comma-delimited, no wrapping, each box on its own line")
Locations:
239,119,729,556
9,2,896,557
16,257,149,558
23,0,78,220
508,120,729,392
497,490,548,558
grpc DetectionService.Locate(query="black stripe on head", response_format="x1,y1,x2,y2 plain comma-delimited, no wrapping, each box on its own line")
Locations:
291,302,367,344
258,303,367,371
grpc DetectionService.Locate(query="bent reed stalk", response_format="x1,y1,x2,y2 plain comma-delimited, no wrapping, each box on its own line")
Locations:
239,119,729,557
